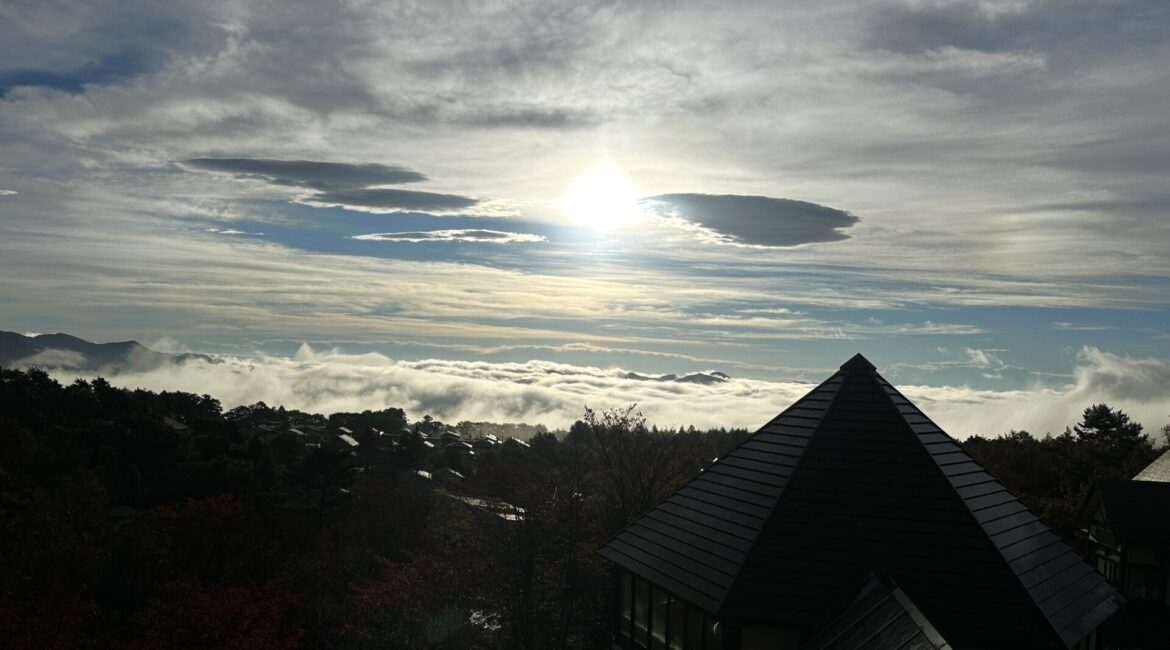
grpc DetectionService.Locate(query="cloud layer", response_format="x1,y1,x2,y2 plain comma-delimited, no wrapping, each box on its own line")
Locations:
352,229,546,244
304,188,479,213
182,157,481,214
182,158,427,189
2,0,1169,406
44,345,1170,439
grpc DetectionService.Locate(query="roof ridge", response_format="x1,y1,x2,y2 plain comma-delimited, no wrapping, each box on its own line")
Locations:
713,367,850,615
597,365,849,613
594,371,838,549
838,352,874,371
871,373,1120,647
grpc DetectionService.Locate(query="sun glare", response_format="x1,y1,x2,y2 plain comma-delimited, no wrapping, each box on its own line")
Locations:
559,165,644,230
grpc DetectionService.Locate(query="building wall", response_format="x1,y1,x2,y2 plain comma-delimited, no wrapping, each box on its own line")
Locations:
739,626,799,650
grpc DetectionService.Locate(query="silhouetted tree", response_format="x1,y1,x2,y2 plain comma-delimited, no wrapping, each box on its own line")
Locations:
1074,404,1144,453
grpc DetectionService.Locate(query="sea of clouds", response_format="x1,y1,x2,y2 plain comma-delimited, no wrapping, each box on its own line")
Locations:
37,345,1170,440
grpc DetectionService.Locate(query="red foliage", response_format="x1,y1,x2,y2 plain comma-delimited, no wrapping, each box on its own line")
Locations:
128,578,302,650
148,494,246,523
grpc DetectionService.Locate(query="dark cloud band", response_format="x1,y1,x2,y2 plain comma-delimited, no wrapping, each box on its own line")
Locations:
182,158,427,190
307,188,478,212
644,193,859,247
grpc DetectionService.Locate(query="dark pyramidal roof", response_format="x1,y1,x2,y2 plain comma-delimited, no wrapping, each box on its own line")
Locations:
599,354,1121,649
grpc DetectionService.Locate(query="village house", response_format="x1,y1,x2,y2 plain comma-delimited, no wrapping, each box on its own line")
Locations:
1076,449,1170,648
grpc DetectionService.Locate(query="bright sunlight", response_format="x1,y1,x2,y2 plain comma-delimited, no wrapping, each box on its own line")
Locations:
559,165,644,230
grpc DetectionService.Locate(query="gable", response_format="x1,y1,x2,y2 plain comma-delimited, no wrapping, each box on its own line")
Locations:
809,572,952,650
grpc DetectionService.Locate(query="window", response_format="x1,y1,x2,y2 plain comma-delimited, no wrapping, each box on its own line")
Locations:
634,577,650,647
619,572,633,636
1096,554,1120,583
651,587,669,649
611,571,727,650
705,615,723,650
685,605,703,649
668,595,686,650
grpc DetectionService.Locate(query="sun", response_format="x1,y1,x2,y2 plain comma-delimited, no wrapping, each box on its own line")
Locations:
559,165,644,230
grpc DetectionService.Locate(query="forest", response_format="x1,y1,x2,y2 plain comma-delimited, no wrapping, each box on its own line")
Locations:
0,366,1164,649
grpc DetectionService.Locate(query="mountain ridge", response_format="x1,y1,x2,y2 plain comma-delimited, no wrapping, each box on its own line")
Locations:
623,370,731,384
0,330,209,372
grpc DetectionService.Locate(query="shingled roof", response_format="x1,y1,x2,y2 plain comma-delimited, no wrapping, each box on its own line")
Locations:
598,354,1122,649
1133,447,1170,482
807,571,951,650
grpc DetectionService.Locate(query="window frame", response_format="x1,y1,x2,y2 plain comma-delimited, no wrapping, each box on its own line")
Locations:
612,569,731,650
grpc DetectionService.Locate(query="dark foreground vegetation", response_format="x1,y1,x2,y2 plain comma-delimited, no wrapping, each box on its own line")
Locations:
0,367,746,649
0,366,1165,649
964,403,1167,537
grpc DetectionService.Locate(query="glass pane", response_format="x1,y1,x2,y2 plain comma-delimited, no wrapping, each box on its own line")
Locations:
619,572,633,637
668,597,686,650
634,578,649,647
704,615,723,650
685,606,703,649
651,588,668,649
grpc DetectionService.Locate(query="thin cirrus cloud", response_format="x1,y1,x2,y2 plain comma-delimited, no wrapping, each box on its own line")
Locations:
643,194,860,248
352,229,546,244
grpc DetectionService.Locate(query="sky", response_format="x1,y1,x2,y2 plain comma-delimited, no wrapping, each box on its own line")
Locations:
2,0,1169,437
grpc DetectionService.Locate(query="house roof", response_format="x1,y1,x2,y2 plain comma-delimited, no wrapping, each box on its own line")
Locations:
598,354,1121,650
807,571,951,650
1094,479,1170,544
1133,447,1170,482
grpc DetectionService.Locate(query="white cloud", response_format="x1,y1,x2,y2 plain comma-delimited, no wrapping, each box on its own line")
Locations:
43,345,1170,439
903,347,1170,437
46,345,812,430
690,314,984,339
351,229,546,244
964,347,1002,369
470,341,781,371
16,349,88,369
0,190,17,196
205,227,263,236
1051,322,1113,331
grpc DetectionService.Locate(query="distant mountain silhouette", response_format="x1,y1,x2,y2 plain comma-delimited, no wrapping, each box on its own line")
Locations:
623,370,730,385
0,330,210,372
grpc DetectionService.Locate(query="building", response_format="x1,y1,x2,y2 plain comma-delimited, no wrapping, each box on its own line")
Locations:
1076,476,1170,647
472,434,501,454
599,354,1120,650
1133,447,1170,482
